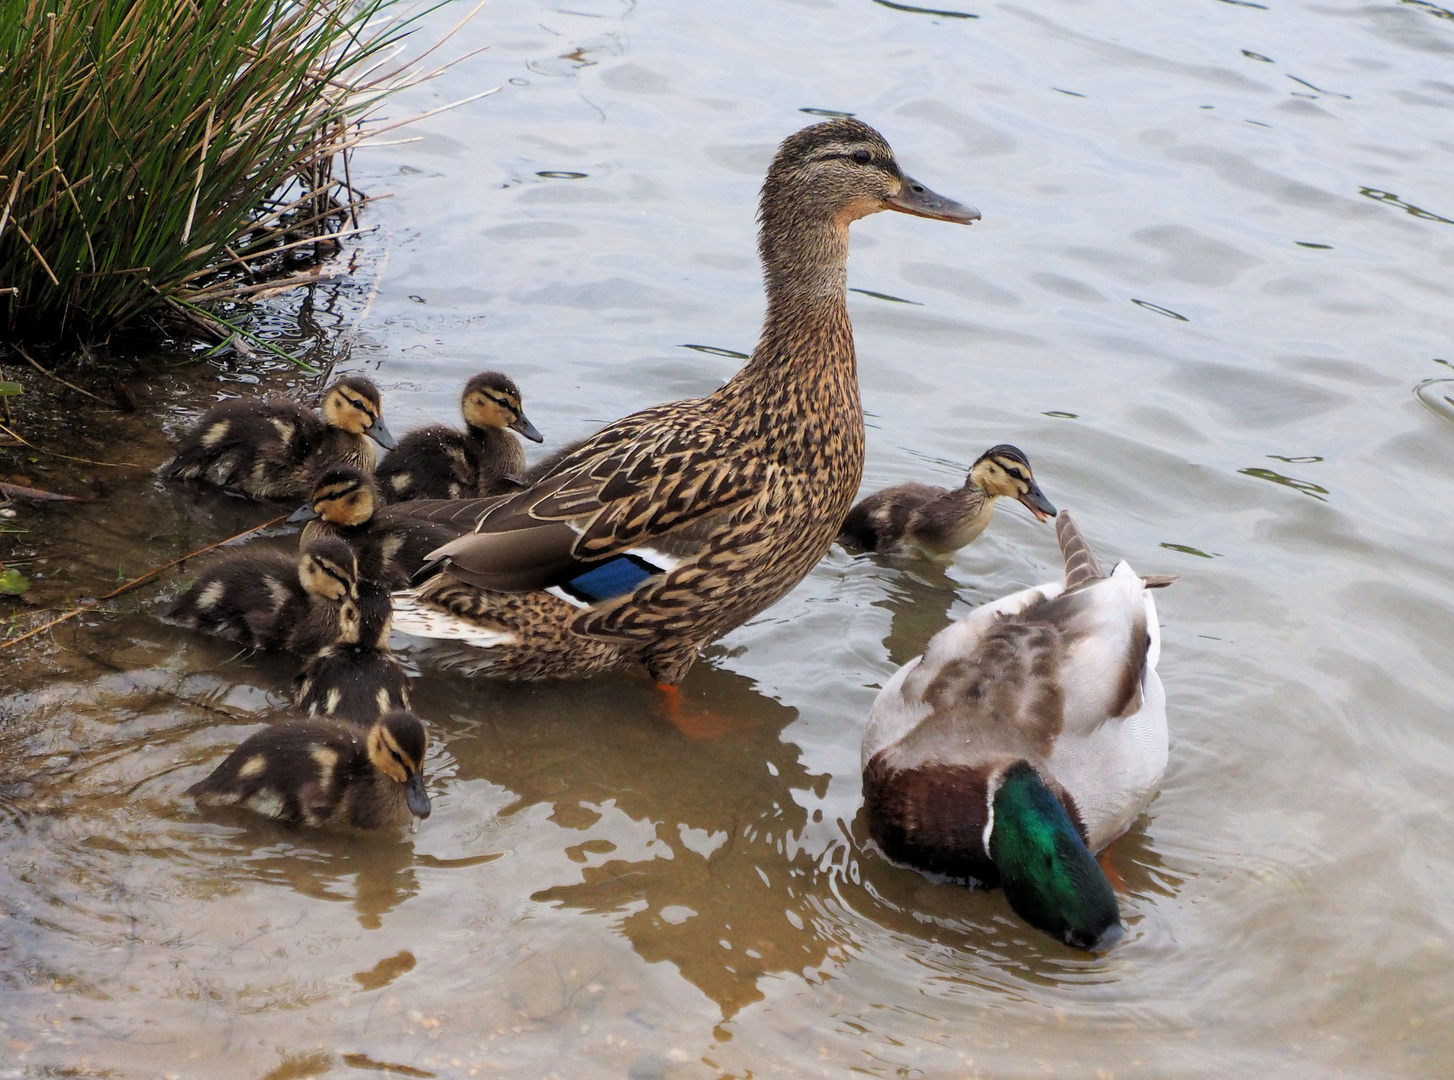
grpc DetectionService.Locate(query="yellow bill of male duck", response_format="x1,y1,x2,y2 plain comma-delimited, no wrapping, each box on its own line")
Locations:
384,118,979,686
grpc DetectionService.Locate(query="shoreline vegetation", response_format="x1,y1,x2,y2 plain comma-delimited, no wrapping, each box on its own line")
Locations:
0,0,490,362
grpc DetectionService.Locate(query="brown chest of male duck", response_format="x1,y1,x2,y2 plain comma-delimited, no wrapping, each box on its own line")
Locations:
390,119,978,685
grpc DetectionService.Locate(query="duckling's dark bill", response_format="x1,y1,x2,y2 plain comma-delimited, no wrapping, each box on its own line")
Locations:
886,177,979,224
1020,482,1058,522
510,413,545,443
367,418,398,450
405,773,431,818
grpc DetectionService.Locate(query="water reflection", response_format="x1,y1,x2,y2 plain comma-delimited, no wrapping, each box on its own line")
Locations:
422,664,826,1019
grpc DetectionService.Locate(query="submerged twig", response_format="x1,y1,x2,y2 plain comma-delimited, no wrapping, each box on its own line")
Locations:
13,344,120,410
0,420,151,470
0,480,80,502
0,515,287,651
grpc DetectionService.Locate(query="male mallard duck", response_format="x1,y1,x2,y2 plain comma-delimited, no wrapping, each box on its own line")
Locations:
160,375,397,501
839,444,1056,557
388,119,977,684
295,581,411,725
860,512,1174,950
158,536,360,654
288,464,463,587
187,709,431,829
376,371,543,503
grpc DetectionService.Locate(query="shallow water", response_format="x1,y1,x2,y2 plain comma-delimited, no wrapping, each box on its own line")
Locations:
4,0,1454,1075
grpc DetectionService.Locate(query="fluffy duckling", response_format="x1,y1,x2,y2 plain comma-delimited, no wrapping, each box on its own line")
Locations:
289,464,464,587
377,371,543,503
861,512,1174,950
838,445,1056,558
187,709,431,829
160,376,398,501
158,536,360,654
295,582,411,725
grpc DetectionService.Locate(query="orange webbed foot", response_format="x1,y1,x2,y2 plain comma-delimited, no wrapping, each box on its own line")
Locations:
655,683,739,741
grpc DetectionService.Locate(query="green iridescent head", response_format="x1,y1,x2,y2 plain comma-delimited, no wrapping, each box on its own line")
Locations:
988,761,1123,951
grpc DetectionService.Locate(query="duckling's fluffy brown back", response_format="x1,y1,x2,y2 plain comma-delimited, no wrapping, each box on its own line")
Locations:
158,547,350,654
187,719,416,830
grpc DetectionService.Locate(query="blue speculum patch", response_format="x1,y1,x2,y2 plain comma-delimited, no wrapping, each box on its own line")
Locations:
562,554,659,603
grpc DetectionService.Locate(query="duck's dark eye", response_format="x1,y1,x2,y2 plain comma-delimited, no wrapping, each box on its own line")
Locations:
853,149,872,164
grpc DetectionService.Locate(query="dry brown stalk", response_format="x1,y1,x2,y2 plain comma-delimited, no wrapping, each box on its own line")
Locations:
0,514,288,651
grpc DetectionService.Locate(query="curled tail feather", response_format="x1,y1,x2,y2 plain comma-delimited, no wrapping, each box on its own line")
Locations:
1055,510,1104,592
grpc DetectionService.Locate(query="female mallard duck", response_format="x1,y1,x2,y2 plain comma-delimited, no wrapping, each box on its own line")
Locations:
376,371,543,503
388,119,977,684
187,709,431,829
288,464,464,587
295,582,411,725
860,512,1174,950
160,375,397,501
838,444,1056,557
158,536,360,654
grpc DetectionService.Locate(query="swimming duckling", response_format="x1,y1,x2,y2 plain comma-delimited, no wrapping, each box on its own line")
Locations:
377,372,543,503
861,511,1174,950
838,445,1056,558
187,709,431,829
160,376,398,501
295,581,411,725
158,536,360,654
289,464,463,587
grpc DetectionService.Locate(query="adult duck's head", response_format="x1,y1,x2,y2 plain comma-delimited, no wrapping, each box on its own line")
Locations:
758,118,978,284
988,761,1123,951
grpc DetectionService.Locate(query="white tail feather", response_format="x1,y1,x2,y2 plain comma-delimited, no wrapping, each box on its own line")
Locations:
389,592,517,648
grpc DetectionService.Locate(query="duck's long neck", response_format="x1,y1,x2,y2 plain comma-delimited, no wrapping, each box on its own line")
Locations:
741,213,854,383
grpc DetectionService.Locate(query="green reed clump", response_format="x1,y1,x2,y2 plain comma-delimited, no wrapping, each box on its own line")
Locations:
0,0,435,342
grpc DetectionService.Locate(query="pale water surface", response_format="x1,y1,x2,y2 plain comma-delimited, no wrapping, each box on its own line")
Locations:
3,0,1454,1076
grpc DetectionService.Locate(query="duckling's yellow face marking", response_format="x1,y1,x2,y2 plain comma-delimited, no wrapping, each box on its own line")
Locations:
337,598,362,645
970,449,1056,522
971,456,1029,500
311,477,375,527
463,388,521,431
367,722,425,785
298,551,357,601
323,386,382,436
238,754,268,779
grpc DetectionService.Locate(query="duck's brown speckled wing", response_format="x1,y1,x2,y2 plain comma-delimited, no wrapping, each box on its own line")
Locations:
397,401,766,590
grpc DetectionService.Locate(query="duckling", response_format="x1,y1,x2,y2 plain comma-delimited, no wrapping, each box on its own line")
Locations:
295,581,411,725
288,464,464,587
376,372,544,503
160,375,398,501
838,445,1056,558
158,536,361,654
187,709,431,829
